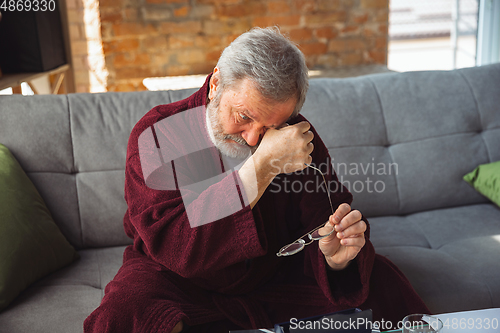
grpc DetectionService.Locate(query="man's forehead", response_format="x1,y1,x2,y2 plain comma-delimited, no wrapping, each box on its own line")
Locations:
241,105,291,129
223,77,296,126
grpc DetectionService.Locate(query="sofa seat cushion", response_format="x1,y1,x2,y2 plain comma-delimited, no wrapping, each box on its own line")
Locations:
0,246,126,333
369,203,500,314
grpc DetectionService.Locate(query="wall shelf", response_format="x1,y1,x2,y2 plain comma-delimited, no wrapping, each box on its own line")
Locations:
0,64,70,94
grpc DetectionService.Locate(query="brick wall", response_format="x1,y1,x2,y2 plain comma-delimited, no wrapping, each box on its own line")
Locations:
96,0,389,92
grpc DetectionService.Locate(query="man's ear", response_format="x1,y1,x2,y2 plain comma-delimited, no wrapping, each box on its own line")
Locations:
208,67,220,101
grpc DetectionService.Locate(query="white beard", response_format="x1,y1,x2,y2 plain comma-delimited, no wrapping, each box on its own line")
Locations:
205,94,257,159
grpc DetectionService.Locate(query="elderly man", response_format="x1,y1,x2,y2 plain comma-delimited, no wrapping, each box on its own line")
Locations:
84,27,428,333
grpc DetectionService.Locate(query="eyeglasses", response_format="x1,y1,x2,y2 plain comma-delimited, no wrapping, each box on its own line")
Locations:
276,163,335,257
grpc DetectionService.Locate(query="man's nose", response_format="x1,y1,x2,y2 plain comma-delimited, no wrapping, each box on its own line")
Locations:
242,126,263,147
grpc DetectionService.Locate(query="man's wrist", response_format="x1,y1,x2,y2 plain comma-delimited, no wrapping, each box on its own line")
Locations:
238,152,276,208
251,150,277,181
326,257,350,271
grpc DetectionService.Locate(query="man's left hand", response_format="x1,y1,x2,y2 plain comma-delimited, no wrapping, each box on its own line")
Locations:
318,203,366,270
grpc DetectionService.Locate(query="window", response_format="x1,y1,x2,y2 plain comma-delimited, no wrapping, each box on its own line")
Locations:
388,0,480,72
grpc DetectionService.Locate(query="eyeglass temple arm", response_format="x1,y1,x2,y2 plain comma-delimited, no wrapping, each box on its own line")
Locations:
304,163,335,216
278,164,337,256
284,222,328,252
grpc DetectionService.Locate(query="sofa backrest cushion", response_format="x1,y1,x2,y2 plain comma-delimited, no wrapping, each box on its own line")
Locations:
1,64,498,249
301,63,500,217
0,89,196,249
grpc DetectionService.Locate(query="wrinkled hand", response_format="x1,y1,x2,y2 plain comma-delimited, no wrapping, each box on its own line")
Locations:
255,121,314,175
318,203,366,270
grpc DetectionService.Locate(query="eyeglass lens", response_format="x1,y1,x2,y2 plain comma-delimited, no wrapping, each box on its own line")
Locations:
309,224,335,240
279,239,305,256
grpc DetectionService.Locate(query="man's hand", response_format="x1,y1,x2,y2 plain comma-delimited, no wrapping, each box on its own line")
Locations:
238,121,313,208
255,121,314,175
318,203,366,270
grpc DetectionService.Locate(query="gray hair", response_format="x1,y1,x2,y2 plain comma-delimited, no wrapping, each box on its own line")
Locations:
216,26,309,118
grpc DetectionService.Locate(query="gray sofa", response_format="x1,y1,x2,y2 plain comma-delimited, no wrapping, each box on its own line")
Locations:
0,63,499,332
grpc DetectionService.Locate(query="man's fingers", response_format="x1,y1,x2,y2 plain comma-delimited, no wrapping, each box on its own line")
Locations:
332,203,351,225
337,220,367,239
277,122,313,148
317,222,335,239
297,121,311,133
279,121,309,132
339,234,366,247
305,130,314,144
335,209,361,231
307,142,314,154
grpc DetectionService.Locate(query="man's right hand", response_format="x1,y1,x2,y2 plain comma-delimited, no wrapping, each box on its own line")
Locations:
238,121,314,208
255,121,314,175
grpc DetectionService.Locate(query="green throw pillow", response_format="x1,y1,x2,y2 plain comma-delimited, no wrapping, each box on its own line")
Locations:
0,144,78,311
463,160,500,207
